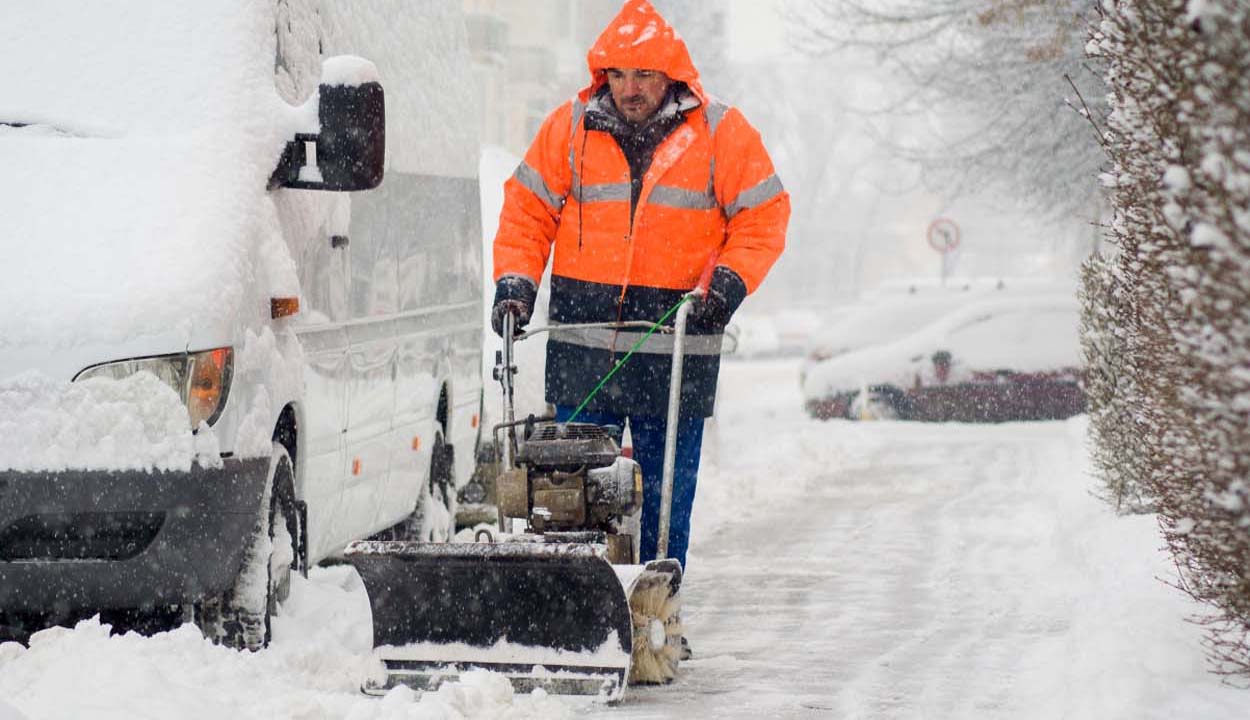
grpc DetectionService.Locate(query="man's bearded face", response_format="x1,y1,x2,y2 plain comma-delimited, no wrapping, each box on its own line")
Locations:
605,68,673,124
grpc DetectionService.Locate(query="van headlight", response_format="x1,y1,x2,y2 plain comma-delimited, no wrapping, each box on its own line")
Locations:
74,348,233,429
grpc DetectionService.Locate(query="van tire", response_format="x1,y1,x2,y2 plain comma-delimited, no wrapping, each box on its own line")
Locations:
429,430,456,541
194,443,299,651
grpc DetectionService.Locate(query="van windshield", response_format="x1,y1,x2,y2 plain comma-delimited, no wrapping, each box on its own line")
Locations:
0,3,269,137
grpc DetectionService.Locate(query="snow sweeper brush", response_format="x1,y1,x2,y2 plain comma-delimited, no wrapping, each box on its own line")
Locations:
346,296,702,701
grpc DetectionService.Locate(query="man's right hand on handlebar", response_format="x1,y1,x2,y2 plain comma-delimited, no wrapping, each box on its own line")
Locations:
491,275,537,337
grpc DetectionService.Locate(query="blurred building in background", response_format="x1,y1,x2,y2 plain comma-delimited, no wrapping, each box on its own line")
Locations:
462,0,617,155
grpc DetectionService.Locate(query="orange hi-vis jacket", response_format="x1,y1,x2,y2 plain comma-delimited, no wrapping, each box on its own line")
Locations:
493,0,790,418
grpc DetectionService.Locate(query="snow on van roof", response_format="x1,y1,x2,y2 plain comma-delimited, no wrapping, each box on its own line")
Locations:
0,4,274,137
0,2,480,359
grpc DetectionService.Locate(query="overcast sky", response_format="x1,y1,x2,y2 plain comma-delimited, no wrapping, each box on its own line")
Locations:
726,0,786,62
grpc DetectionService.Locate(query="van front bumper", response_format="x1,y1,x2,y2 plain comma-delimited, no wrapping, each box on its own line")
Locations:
0,458,269,614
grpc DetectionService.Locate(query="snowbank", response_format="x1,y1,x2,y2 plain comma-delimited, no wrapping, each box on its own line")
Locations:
689,358,1248,718
0,566,573,720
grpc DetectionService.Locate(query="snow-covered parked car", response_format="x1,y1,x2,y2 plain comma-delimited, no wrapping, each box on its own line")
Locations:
802,296,1085,422
0,1,482,649
799,278,1077,386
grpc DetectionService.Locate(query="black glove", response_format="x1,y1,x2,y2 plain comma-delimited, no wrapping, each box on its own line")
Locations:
691,265,747,329
491,275,538,337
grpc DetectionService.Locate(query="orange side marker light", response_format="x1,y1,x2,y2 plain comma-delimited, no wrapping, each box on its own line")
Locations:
270,297,300,319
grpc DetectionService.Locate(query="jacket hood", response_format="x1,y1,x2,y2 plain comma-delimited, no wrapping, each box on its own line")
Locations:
581,0,706,104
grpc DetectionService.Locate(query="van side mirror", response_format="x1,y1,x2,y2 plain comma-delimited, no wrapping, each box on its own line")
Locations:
270,55,385,192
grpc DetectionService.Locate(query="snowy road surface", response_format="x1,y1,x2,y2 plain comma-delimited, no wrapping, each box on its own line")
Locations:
3,358,1249,719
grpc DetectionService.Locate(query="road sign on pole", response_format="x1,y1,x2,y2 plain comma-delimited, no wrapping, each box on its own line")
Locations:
927,218,960,287
927,217,960,253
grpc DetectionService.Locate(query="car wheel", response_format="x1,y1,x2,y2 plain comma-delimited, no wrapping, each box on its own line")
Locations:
852,387,903,421
194,442,299,651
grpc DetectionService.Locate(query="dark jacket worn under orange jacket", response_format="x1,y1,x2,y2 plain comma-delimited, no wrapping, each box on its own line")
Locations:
494,0,790,418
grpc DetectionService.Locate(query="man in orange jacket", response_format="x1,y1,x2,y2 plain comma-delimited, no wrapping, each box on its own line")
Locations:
492,0,789,585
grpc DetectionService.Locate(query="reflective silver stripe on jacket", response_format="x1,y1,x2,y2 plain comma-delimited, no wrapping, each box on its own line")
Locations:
705,100,729,135
568,100,586,175
649,184,718,210
571,180,630,203
549,324,724,356
570,177,717,210
725,174,785,219
705,100,729,207
565,97,724,212
514,162,565,211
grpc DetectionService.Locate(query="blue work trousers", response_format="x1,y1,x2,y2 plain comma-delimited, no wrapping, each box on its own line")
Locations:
555,406,704,569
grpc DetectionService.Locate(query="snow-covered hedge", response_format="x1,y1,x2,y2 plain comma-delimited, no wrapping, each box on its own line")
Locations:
1082,0,1250,680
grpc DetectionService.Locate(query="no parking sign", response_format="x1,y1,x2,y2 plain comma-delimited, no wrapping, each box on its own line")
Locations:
927,217,961,254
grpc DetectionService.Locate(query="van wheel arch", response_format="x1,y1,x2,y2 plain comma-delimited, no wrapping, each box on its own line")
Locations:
274,404,298,471
436,383,450,434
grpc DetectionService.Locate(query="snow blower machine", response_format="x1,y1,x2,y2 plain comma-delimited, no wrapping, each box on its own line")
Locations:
346,294,704,702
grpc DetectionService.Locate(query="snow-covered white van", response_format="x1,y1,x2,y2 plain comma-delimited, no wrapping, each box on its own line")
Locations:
0,1,483,649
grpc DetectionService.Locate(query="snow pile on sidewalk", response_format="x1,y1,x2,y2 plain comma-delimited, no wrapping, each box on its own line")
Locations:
0,566,573,720
0,372,194,472
1004,418,1247,718
685,358,1249,718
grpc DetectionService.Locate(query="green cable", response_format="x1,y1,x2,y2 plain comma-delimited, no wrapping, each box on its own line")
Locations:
565,296,690,424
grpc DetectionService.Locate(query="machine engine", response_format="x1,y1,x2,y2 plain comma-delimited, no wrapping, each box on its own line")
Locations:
496,421,643,562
